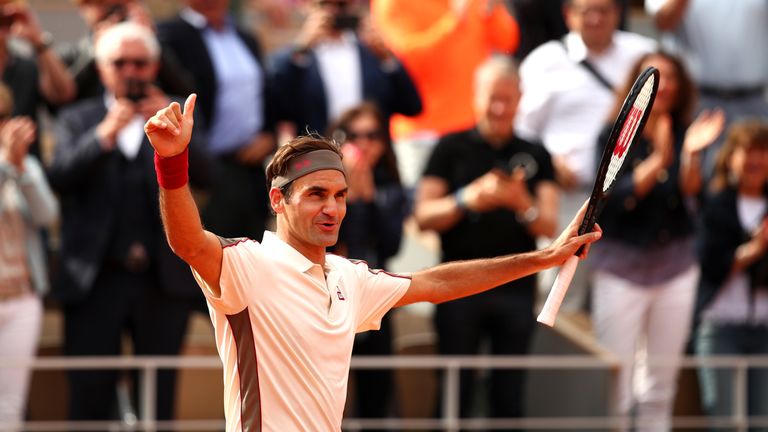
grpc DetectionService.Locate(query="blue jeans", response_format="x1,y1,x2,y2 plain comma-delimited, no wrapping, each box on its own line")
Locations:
695,322,768,432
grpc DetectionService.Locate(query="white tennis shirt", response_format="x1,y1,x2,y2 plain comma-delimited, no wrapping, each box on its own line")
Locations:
192,231,411,432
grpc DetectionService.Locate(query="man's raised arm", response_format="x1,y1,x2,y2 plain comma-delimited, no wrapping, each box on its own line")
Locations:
145,94,223,293
397,201,601,307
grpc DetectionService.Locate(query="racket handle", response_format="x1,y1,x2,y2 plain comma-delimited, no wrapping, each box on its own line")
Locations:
537,255,579,327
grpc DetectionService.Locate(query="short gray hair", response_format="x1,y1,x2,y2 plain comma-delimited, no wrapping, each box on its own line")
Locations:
474,55,519,92
94,22,160,65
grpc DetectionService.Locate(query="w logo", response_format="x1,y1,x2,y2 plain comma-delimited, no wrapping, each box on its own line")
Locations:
614,106,643,158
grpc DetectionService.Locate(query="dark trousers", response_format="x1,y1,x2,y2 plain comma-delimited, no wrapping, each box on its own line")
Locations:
435,291,534,429
202,155,269,241
695,322,768,432
64,265,192,426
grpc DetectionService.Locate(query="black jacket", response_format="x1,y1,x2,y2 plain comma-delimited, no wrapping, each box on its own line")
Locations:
696,185,768,316
48,97,211,303
156,16,276,132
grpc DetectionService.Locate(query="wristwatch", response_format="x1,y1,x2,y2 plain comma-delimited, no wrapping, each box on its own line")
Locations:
517,206,539,225
34,32,54,54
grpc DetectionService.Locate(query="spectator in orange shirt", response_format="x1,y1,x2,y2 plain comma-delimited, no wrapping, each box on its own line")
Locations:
371,0,519,190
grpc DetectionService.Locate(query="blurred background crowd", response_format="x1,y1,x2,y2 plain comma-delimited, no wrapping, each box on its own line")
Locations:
1,0,767,431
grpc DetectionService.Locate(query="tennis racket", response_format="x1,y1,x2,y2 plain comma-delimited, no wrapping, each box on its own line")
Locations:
537,66,660,327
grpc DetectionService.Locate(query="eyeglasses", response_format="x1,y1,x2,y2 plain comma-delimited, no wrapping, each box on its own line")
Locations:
110,57,150,69
346,129,384,141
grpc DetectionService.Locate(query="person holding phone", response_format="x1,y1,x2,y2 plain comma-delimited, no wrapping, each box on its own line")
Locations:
0,0,75,157
271,0,422,137
414,55,558,424
60,0,195,102
48,22,211,425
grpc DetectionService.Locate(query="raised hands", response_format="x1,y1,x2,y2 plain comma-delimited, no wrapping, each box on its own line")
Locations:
0,117,36,171
678,109,726,196
341,143,376,202
459,168,533,213
683,109,726,156
144,94,196,158
651,114,676,168
1,2,46,48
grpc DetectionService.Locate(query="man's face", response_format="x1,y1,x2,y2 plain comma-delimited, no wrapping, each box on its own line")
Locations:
97,39,158,97
474,75,520,139
186,0,230,24
565,0,619,52
276,169,348,254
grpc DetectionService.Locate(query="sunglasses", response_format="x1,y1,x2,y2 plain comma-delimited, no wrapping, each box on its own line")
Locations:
110,57,150,69
346,129,384,141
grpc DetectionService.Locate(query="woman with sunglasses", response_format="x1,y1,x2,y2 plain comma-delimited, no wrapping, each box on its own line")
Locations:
327,102,407,427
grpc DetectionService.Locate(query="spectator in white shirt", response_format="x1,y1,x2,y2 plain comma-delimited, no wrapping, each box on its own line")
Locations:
515,0,655,311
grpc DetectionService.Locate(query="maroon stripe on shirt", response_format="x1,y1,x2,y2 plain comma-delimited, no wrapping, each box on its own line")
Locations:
226,308,262,432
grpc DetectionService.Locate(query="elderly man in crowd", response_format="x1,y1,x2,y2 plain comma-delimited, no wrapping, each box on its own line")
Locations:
48,22,210,424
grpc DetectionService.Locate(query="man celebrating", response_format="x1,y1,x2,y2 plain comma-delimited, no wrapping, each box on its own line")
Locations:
144,94,600,431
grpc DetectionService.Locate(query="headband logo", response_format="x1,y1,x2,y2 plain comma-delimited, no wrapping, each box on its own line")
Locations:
294,160,312,170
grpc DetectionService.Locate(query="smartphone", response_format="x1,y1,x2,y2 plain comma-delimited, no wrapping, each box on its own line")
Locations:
125,78,148,102
332,13,359,31
103,3,127,22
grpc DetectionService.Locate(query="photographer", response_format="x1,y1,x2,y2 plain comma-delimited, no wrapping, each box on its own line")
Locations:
48,22,210,424
59,0,195,102
414,56,558,424
271,0,422,137
0,0,75,156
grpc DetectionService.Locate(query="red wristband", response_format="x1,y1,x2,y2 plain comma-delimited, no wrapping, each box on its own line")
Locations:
154,148,189,190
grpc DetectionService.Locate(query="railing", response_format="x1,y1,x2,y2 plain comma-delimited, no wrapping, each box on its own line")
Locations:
1,355,767,431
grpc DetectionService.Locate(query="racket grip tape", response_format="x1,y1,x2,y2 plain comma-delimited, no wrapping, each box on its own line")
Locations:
537,255,579,327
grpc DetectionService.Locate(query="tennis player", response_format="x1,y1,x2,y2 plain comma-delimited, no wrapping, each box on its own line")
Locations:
144,94,601,432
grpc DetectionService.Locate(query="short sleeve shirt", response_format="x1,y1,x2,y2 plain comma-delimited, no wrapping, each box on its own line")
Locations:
193,231,410,432
423,128,554,293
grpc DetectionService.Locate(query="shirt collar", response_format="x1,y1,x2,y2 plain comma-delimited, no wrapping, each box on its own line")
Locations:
261,231,317,274
180,7,207,29
564,31,617,62
316,30,358,50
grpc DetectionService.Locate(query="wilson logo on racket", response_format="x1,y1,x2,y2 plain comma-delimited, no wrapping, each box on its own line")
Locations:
613,106,643,158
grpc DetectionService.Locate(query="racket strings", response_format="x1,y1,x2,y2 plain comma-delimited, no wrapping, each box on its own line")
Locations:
602,75,656,192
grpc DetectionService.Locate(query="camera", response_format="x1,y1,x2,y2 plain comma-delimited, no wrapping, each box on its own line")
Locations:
124,78,148,102
103,3,127,23
332,13,360,31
